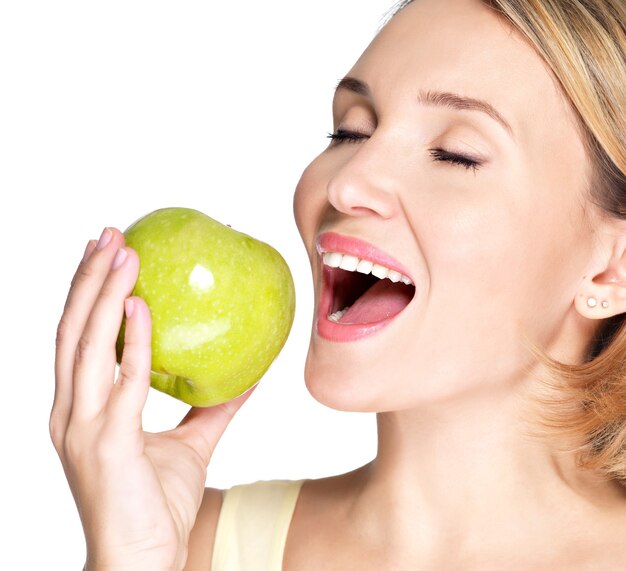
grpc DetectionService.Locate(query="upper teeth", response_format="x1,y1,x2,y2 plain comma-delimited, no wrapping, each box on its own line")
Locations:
322,252,414,285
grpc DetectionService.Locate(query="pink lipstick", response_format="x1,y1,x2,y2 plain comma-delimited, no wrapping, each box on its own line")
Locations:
315,232,416,342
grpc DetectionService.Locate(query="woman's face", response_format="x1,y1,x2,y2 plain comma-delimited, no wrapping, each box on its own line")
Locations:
293,0,595,412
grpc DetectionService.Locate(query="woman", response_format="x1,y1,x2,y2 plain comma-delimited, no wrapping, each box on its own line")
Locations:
51,0,626,568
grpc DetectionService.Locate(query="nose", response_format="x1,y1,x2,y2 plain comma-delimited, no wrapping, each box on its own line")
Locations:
326,147,399,219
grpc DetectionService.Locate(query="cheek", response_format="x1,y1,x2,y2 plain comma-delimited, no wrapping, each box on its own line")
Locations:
415,164,579,306
293,170,310,240
420,194,521,296
419,178,587,348
293,157,328,246
416,188,546,364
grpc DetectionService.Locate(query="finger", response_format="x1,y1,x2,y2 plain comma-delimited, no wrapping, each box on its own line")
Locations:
107,296,152,429
52,228,125,439
71,245,140,421
51,239,96,442
173,384,259,465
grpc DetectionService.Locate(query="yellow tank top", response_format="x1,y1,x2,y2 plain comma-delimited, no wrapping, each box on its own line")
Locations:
211,479,306,571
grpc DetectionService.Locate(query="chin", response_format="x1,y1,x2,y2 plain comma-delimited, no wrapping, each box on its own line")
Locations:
302,331,517,414
303,344,383,412
302,338,428,413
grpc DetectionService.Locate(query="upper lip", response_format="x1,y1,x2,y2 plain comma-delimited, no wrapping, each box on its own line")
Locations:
316,231,413,279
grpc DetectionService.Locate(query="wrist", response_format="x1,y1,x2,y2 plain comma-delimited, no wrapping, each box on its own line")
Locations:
85,565,175,571
83,535,183,571
84,559,176,571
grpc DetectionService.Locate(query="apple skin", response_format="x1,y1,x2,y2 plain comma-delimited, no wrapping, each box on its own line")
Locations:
115,207,296,407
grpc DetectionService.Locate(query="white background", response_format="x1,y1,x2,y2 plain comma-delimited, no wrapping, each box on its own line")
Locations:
1,1,396,569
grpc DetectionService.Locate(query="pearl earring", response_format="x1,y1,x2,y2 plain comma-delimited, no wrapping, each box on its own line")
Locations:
587,297,597,308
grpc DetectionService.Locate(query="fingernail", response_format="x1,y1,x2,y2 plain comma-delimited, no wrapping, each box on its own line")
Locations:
96,228,113,250
124,298,135,319
112,247,128,270
82,239,97,262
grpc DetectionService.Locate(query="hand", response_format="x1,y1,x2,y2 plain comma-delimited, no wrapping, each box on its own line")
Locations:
50,227,256,571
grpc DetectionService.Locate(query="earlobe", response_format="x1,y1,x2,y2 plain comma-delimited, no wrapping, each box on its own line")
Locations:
576,235,626,319
576,292,613,320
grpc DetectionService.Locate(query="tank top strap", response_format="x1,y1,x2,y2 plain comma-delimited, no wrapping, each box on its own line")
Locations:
211,479,306,571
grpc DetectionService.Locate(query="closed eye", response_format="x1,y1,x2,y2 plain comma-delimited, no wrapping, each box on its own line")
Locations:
326,130,483,173
327,129,367,143
429,148,482,172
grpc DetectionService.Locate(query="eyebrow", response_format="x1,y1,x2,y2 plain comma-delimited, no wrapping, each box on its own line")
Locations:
335,76,515,140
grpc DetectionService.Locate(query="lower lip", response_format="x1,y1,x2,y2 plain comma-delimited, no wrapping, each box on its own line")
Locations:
315,266,407,342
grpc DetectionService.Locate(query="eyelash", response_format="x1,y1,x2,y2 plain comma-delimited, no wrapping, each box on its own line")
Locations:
326,129,483,172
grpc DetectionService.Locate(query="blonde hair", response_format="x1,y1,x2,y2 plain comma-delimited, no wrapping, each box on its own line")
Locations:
389,0,626,484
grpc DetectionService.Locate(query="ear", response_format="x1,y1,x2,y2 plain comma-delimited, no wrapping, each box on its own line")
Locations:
576,231,626,319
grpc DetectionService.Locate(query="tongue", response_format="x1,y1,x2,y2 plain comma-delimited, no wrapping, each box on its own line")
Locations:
339,279,414,324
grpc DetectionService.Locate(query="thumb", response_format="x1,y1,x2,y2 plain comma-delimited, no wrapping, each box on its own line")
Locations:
174,383,259,464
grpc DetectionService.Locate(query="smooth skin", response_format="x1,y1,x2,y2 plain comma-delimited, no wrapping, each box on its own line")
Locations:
53,0,626,569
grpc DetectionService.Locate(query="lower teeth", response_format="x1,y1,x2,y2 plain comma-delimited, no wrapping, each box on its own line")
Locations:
328,306,350,322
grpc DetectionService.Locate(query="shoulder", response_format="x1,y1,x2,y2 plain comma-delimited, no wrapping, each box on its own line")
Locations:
182,470,367,570
183,480,308,571
184,487,224,571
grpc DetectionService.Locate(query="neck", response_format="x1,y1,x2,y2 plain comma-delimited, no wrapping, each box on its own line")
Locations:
350,379,624,560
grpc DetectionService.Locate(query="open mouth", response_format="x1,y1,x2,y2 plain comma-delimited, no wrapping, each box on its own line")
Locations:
322,251,416,325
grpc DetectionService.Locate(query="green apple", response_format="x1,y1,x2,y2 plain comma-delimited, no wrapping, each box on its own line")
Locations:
115,207,295,407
